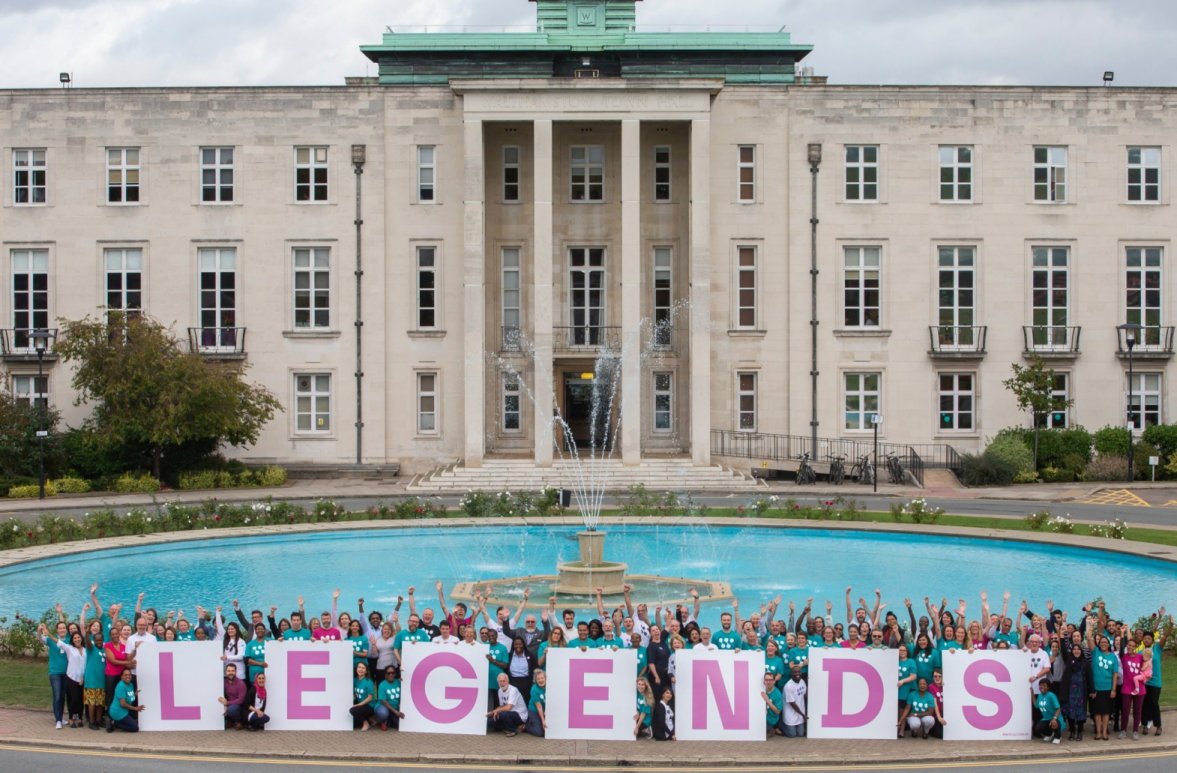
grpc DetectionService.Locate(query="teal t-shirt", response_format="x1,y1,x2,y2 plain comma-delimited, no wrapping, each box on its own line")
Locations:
1091,650,1121,691
741,640,763,652
84,646,106,689
570,636,599,650
175,630,195,642
347,635,368,664
353,677,375,704
713,630,741,651
537,641,553,665
764,633,789,652
635,646,649,675
913,649,941,683
1035,691,1066,729
393,628,429,653
109,681,135,722
598,635,625,649
487,642,509,688
245,639,267,682
764,655,785,681
898,659,917,702
636,694,652,727
765,686,783,725
284,627,312,641
528,684,546,716
44,637,68,675
1147,643,1163,688
992,631,1019,649
907,692,936,714
786,646,809,674
938,638,962,652
377,679,401,711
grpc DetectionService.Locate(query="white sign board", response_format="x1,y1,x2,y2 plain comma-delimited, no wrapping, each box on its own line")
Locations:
264,640,353,731
941,648,1033,741
807,648,898,740
399,641,489,736
545,648,636,740
136,641,224,731
674,649,766,741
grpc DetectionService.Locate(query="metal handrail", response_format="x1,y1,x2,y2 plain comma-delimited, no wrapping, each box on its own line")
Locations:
0,327,58,357
188,327,246,355
1022,325,1081,353
553,326,621,352
928,325,987,353
1117,325,1174,353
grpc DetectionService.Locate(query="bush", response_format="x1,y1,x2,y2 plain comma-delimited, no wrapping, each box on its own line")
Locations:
1081,454,1129,482
257,466,288,487
1047,514,1075,534
1037,427,1093,470
178,470,218,490
8,482,57,498
1142,424,1177,460
114,473,162,493
1024,510,1052,530
959,451,1019,487
1039,466,1075,483
1088,518,1128,540
52,477,91,494
1133,440,1160,479
986,434,1035,474
1013,470,1040,484
1093,426,1131,457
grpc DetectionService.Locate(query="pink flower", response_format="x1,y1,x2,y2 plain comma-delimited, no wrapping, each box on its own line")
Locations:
214,515,221,522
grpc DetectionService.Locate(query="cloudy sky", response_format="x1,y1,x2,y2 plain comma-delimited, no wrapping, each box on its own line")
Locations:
0,0,1171,89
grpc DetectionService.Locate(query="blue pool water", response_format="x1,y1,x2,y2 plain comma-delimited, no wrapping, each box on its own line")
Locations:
1,524,1172,626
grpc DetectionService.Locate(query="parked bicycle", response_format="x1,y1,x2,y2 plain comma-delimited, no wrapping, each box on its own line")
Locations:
796,452,817,485
887,453,905,485
850,454,875,486
828,455,846,485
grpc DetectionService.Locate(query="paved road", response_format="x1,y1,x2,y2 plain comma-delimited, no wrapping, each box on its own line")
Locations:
1,745,1175,773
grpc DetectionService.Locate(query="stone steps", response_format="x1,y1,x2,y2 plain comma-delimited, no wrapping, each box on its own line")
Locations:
408,458,764,492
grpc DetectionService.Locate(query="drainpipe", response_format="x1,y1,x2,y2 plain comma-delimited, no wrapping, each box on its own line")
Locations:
352,144,367,465
807,143,822,459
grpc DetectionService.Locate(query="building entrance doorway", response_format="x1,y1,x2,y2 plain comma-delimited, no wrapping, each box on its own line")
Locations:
560,365,618,451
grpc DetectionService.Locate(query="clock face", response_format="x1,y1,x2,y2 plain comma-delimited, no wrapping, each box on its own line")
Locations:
577,6,597,26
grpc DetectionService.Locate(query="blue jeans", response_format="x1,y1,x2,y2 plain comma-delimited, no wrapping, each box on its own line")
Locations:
48,673,67,723
784,722,806,737
372,704,400,728
525,711,545,737
490,710,524,732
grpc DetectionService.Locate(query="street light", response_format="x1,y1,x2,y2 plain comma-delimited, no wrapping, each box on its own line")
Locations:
1119,322,1142,482
871,413,882,493
31,329,52,500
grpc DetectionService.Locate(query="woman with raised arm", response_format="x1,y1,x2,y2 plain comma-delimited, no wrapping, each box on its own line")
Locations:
1141,612,1170,736
1090,634,1120,740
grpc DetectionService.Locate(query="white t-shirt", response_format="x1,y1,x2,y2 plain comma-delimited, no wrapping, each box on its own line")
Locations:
497,684,528,721
783,679,807,726
662,701,675,733
1027,648,1050,692
632,618,651,648
431,635,459,645
126,632,156,674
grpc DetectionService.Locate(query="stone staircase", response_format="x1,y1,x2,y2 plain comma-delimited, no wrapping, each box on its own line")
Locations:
408,457,764,492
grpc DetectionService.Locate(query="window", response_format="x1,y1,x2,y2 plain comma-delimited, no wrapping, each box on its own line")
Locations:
106,147,140,203
570,146,604,202
653,372,673,432
502,145,520,202
294,374,331,433
936,246,976,347
416,246,437,329
12,374,48,409
197,247,237,350
502,371,521,432
937,373,975,431
844,372,881,431
1126,246,1163,346
295,146,328,202
417,145,435,202
938,146,972,201
1128,147,1161,203
1030,246,1069,347
737,372,757,431
843,246,881,327
737,145,755,202
654,145,671,202
844,145,879,201
1033,146,1067,202
736,246,757,328
10,249,48,350
13,149,46,205
104,248,142,320
1036,373,1070,429
293,247,330,329
501,247,521,347
200,147,234,203
417,372,438,434
653,247,672,347
569,247,605,344
1127,373,1162,430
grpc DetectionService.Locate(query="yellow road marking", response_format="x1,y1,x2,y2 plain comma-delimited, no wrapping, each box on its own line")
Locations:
0,742,1173,771
1083,488,1152,507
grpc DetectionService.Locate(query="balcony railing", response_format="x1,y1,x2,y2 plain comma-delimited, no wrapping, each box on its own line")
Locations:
927,325,987,357
188,327,246,358
0,328,58,361
1117,325,1174,358
1022,325,1081,356
554,326,621,353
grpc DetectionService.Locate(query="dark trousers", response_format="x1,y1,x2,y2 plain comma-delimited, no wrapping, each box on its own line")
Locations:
104,674,121,709
525,711,545,736
1034,719,1062,740
491,710,524,732
247,713,270,731
508,675,532,702
1121,690,1144,732
48,673,67,722
112,714,139,732
1142,685,1162,728
65,677,83,720
351,704,375,729
225,703,245,726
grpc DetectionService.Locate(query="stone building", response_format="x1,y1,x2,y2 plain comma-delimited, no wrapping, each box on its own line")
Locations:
1,0,1173,478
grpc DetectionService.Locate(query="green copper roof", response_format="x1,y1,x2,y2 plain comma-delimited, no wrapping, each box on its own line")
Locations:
361,0,812,85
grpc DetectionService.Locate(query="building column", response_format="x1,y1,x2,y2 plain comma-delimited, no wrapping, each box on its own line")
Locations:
620,118,642,465
462,118,486,466
690,118,712,465
532,119,554,466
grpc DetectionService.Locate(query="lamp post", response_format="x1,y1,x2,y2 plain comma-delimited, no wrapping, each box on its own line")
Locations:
807,143,822,461
1119,323,1141,482
871,413,882,493
31,328,51,500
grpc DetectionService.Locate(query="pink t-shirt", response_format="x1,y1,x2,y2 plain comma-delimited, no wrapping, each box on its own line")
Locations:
1120,652,1145,696
840,640,866,649
104,641,126,676
313,626,342,641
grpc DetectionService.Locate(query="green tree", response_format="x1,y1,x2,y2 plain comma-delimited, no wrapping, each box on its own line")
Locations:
0,388,60,479
54,314,281,479
1002,355,1073,470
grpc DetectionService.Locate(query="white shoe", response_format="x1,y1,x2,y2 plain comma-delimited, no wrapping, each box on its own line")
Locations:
1132,731,1139,740
1052,738,1060,744
55,721,62,729
1118,731,1127,739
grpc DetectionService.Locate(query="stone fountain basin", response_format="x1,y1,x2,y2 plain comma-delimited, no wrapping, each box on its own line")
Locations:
451,576,733,608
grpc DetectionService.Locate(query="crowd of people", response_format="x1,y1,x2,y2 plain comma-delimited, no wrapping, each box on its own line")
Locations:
36,582,1170,743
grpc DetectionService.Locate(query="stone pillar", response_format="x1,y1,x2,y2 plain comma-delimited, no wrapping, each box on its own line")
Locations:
690,118,712,465
462,118,486,466
620,118,642,465
532,119,555,466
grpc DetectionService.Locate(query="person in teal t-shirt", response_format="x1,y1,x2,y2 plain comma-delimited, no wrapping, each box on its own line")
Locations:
485,629,509,709
762,673,784,735
1142,623,1170,735
373,665,404,729
897,646,918,709
900,678,944,738
1033,678,1066,742
634,678,653,738
351,662,376,730
912,634,941,683
1090,637,1121,740
346,620,369,668
83,631,108,729
38,621,69,728
764,640,786,686
245,626,268,684
787,633,810,675
107,669,142,733
393,615,430,663
713,613,741,651
526,669,547,737
284,611,312,641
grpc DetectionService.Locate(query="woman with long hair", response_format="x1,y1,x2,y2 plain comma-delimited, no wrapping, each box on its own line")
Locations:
1059,642,1091,740
1089,635,1120,740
